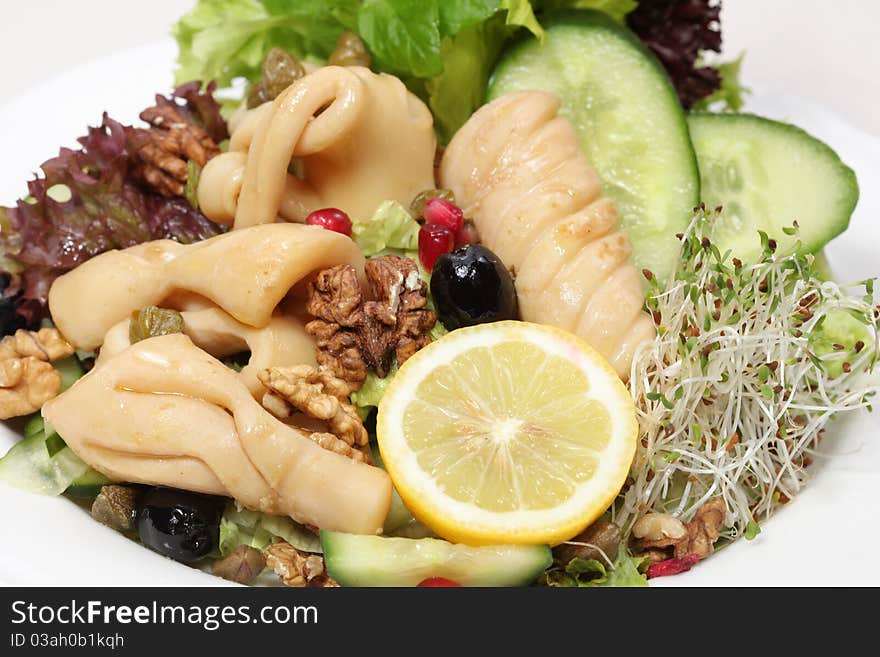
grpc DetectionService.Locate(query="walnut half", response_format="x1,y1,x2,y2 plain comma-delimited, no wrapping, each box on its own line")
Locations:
631,498,727,560
305,256,436,392
265,540,338,588
0,328,74,419
127,99,221,197
258,365,371,463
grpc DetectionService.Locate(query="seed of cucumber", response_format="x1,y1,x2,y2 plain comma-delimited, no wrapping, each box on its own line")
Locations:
488,9,700,280
687,112,858,263
320,531,551,587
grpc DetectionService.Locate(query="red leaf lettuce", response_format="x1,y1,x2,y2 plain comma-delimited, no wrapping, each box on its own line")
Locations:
0,84,228,326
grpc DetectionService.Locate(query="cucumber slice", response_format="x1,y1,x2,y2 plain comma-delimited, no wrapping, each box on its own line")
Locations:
37,416,65,456
488,9,699,280
321,531,551,587
0,429,89,496
2,413,109,497
23,413,44,438
687,112,858,263
65,468,113,499
54,355,84,392
813,250,834,281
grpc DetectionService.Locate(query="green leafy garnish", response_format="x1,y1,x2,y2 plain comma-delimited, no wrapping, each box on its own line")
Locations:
541,546,647,587
173,0,356,88
692,53,751,113
352,200,420,257
744,519,761,541
540,0,636,23
350,367,397,420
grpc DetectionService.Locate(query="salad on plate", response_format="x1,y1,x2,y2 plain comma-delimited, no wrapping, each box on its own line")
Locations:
0,0,876,588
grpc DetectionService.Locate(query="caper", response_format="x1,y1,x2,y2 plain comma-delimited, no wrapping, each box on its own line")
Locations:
246,81,270,109
129,306,185,343
262,47,306,99
410,188,456,219
328,31,371,68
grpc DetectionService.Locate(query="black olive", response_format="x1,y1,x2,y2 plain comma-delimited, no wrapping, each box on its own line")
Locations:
0,273,27,337
430,245,519,330
136,487,222,563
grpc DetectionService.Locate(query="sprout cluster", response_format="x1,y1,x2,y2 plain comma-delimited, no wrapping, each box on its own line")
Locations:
616,209,879,539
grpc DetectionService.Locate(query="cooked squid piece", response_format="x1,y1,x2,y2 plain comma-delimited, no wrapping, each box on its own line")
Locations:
98,307,316,398
42,334,392,534
198,66,436,228
440,91,656,377
48,223,364,350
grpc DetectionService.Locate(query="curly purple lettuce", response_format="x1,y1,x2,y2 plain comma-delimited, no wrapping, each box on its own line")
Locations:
627,0,722,109
0,83,227,326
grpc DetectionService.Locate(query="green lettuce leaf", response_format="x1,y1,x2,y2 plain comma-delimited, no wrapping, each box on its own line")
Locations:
427,15,511,142
692,53,751,113
427,1,549,140
350,367,397,420
440,0,501,34
172,0,559,143
540,546,648,587
502,0,544,36
173,0,275,87
357,0,537,81
604,548,648,587
358,0,445,77
352,200,420,256
219,503,322,556
173,0,357,87
538,0,637,23
430,320,449,341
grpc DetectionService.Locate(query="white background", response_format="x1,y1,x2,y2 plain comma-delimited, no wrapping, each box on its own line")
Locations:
1,0,878,137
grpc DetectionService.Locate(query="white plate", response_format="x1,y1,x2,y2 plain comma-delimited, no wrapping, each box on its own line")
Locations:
1,41,878,587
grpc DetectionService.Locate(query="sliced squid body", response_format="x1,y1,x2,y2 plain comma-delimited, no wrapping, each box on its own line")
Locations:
48,223,364,350
198,66,436,228
42,334,392,534
98,307,316,398
440,91,656,377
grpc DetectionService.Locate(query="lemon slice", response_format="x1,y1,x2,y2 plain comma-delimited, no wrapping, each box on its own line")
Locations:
376,321,637,546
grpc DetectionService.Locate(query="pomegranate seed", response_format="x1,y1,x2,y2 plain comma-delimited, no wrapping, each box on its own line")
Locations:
305,207,352,236
417,577,461,587
646,554,700,579
424,198,464,237
418,223,454,270
456,220,480,247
